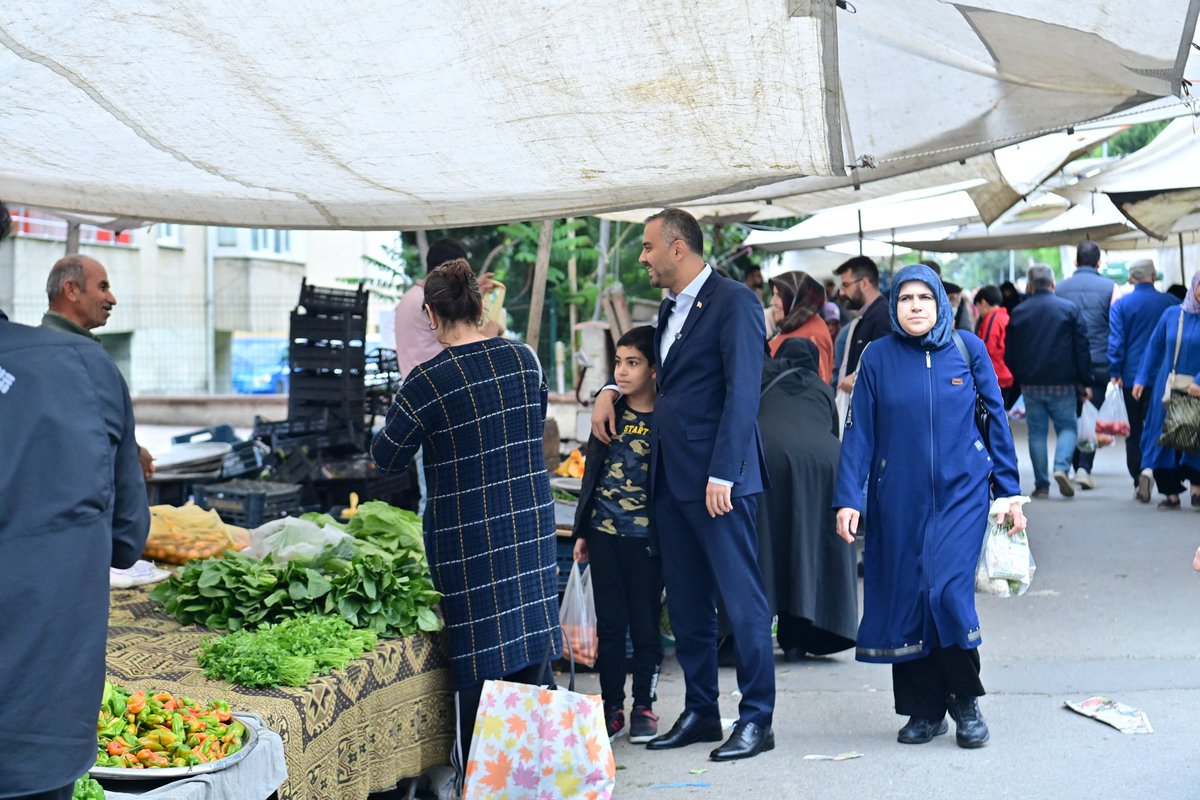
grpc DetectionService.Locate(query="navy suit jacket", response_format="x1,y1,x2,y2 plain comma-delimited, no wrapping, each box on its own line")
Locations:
650,270,769,502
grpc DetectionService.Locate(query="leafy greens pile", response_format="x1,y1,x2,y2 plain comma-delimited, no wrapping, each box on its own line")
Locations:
198,614,378,687
151,501,441,637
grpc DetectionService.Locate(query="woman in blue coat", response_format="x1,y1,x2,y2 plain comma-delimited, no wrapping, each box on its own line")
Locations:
1131,271,1200,508
834,264,1026,749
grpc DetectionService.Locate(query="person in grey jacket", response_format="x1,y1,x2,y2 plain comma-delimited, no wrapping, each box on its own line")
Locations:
0,318,150,800
1056,242,1117,489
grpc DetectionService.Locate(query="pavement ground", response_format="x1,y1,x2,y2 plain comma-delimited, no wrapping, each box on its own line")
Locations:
138,422,1200,799
571,423,1200,799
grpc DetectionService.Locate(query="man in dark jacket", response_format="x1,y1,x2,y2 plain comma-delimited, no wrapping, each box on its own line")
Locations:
1056,241,1117,489
0,319,149,800
1005,264,1092,498
835,256,890,394
1108,258,1181,501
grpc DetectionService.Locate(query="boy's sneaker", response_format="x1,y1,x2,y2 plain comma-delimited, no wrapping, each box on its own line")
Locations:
605,708,626,740
628,706,658,743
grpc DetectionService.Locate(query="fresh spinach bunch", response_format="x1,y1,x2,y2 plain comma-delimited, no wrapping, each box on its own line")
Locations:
198,614,378,687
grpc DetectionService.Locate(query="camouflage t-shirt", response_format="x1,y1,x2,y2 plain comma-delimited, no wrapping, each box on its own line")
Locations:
589,407,652,537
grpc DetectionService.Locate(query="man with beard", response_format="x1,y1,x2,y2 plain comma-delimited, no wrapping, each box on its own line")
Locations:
591,208,775,761
835,256,890,394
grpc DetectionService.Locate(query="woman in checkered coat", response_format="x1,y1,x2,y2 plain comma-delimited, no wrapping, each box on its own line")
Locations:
371,259,562,766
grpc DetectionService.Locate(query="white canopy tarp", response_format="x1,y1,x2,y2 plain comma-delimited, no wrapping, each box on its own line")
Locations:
744,191,984,251
0,1,1196,228
1059,116,1200,239
603,123,1127,227
895,195,1134,252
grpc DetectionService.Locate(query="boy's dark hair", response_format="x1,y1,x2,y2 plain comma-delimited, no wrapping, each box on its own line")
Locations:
0,202,11,242
834,255,879,287
974,285,1002,307
616,325,656,365
426,237,468,271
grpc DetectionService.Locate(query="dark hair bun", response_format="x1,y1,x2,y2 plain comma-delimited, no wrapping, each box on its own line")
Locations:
424,258,483,326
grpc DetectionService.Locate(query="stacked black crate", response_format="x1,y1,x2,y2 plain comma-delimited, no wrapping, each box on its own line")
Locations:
287,280,370,450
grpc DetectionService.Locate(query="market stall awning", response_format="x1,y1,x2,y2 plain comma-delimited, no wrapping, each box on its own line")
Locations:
0,1,1195,228
744,191,984,252
1060,116,1200,239
602,123,1130,227
895,195,1134,253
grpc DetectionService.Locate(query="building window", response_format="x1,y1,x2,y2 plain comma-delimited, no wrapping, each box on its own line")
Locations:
217,227,238,247
250,229,292,255
157,223,182,247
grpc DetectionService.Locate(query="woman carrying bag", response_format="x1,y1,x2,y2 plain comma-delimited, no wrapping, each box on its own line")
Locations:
1131,271,1200,509
834,264,1027,749
371,260,562,783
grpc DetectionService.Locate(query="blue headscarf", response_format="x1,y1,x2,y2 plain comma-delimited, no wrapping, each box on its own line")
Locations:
888,263,954,349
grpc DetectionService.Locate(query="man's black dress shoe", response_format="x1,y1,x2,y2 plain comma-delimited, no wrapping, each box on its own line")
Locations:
709,721,774,761
645,710,724,750
897,716,948,744
948,695,990,748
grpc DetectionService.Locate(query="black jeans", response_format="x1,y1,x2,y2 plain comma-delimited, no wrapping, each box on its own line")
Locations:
892,646,984,720
587,532,664,710
1123,386,1151,483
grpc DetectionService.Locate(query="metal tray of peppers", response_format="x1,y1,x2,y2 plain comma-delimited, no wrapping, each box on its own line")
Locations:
91,681,256,780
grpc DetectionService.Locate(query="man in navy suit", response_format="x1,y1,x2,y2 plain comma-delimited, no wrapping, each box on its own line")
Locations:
592,208,775,761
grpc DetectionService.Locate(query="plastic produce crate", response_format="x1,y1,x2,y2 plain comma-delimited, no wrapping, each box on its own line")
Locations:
296,280,368,314
195,480,303,528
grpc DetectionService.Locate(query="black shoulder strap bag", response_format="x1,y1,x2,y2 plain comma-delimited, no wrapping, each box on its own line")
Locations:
952,331,991,451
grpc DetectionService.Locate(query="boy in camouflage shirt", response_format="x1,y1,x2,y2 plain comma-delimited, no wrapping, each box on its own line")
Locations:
573,326,663,743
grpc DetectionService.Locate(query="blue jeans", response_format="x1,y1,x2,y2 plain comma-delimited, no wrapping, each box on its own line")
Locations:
1024,390,1078,489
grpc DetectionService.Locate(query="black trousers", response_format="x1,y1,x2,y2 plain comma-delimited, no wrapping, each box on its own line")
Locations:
892,646,984,720
1123,386,1151,483
455,660,550,770
586,532,664,710
1153,458,1200,496
8,786,73,800
776,615,849,656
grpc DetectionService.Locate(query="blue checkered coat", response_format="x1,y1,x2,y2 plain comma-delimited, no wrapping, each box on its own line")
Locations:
371,338,561,688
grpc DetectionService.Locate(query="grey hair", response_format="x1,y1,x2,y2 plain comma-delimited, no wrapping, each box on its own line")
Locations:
46,255,91,303
1027,264,1055,292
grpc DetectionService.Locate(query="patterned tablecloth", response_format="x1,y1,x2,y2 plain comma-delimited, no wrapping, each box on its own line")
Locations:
104,587,455,800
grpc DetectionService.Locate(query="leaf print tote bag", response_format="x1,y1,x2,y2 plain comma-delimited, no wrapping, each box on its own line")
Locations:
463,647,615,799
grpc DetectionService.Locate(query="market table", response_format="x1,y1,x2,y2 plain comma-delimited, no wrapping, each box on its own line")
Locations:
103,587,455,800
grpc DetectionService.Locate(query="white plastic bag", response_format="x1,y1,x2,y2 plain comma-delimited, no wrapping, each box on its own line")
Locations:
835,390,852,439
975,521,1035,597
1076,401,1100,452
1096,383,1131,437
244,517,355,565
559,561,598,667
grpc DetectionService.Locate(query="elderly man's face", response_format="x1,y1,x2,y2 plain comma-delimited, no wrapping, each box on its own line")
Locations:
68,259,117,330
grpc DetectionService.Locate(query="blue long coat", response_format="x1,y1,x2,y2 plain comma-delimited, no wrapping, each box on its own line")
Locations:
834,267,1021,664
1135,305,1200,471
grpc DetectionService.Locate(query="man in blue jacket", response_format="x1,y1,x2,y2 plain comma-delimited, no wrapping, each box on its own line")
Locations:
0,318,149,800
592,208,774,761
1056,242,1117,489
1005,265,1092,498
1108,258,1181,501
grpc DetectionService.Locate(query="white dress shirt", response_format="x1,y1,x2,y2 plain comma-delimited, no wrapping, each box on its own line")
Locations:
659,264,712,365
